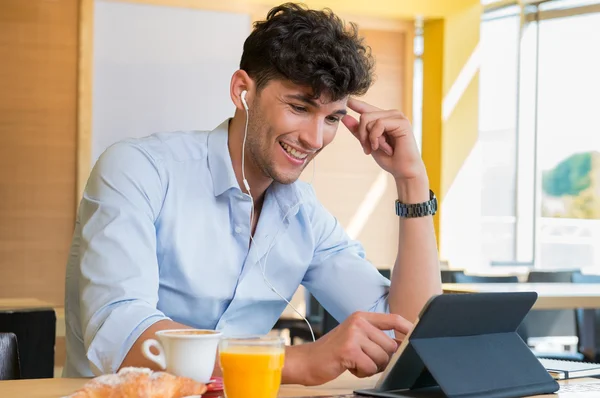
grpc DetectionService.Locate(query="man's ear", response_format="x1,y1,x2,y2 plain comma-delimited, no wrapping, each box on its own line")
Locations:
230,70,254,112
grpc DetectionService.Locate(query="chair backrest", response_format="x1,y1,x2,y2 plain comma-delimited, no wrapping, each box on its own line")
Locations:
527,270,580,283
454,274,519,284
0,309,56,379
0,332,21,380
441,270,465,283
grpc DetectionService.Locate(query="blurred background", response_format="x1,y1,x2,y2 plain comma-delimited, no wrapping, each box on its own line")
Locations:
1,0,599,377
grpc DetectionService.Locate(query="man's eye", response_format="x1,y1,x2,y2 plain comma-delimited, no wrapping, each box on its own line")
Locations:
326,116,340,123
290,104,307,113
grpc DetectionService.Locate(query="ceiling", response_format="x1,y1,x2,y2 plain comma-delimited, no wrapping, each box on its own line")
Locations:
247,0,481,19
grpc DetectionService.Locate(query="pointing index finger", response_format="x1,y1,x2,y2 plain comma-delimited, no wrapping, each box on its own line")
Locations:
362,312,413,335
346,97,382,115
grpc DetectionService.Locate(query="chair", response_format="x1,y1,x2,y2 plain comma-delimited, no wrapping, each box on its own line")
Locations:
0,308,56,379
528,270,579,282
453,274,519,283
0,332,21,380
440,269,465,283
518,270,583,361
571,273,600,362
523,270,579,338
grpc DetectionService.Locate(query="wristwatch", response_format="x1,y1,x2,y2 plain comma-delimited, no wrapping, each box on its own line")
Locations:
395,190,438,218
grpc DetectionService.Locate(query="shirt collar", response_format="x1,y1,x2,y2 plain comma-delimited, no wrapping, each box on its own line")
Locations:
207,119,304,216
207,119,239,197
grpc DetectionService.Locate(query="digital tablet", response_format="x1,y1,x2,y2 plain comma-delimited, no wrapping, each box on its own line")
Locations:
355,292,559,398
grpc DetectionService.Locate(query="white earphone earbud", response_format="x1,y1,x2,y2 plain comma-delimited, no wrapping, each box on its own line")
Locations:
241,90,248,111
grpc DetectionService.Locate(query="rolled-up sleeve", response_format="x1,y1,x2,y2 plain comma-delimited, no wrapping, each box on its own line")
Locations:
302,190,391,326
77,141,169,375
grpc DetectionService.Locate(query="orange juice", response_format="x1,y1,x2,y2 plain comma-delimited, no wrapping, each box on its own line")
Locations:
219,343,285,398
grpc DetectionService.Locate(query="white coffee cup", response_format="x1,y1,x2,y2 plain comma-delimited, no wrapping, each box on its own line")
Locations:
141,329,222,383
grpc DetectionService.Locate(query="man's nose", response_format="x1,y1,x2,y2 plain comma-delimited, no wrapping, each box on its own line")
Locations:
300,120,324,151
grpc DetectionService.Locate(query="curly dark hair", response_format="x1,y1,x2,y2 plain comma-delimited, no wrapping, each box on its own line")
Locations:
240,3,374,101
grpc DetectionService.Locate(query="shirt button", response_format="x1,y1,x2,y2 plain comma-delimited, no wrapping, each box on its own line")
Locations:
234,226,242,234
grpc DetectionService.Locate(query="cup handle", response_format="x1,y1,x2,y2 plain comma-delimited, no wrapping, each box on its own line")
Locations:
141,339,166,370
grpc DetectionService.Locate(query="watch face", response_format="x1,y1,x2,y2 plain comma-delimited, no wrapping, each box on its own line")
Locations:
429,190,438,213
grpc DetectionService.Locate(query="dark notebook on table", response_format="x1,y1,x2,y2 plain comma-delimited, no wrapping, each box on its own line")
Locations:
539,358,600,379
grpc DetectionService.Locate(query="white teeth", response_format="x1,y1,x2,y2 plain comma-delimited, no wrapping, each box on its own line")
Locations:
280,142,308,160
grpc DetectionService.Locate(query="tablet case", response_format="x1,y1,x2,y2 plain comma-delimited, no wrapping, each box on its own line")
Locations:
355,292,560,398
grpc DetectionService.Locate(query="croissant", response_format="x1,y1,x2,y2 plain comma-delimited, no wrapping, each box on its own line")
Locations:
64,367,208,398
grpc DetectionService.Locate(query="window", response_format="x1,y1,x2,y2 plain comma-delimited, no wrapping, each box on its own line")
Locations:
479,0,600,269
536,10,600,268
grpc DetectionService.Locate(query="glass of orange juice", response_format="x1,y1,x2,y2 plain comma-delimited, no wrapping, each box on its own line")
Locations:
219,335,285,398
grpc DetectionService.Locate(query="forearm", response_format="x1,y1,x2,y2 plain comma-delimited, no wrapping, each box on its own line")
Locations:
388,176,442,326
281,344,312,385
118,319,190,371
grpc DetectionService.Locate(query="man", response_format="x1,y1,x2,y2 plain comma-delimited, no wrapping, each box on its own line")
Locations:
63,2,441,386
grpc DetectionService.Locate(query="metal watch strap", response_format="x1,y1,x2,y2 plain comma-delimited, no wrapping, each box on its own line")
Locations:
395,190,438,218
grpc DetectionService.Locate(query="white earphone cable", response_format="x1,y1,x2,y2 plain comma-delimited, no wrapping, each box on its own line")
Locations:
241,93,316,343
249,204,315,342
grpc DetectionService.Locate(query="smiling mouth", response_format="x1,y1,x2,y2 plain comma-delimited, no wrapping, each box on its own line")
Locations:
279,141,308,160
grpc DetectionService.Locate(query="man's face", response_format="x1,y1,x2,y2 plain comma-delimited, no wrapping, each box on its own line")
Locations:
245,79,348,185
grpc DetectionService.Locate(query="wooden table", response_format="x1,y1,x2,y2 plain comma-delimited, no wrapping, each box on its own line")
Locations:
0,298,55,311
443,283,600,310
0,374,598,397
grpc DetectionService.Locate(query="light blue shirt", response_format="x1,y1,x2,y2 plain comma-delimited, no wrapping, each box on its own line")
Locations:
64,119,391,377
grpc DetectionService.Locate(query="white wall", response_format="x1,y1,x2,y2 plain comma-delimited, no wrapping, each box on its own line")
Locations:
92,1,251,163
